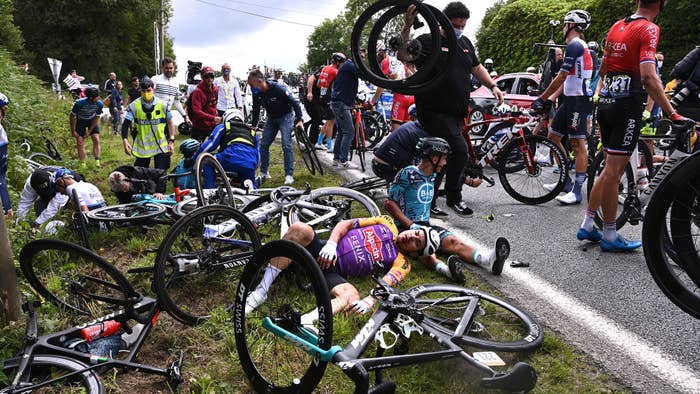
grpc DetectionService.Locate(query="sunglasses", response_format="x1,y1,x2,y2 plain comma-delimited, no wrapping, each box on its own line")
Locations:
204,74,215,79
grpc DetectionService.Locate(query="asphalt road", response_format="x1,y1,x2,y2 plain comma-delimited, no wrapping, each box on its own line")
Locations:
314,142,700,393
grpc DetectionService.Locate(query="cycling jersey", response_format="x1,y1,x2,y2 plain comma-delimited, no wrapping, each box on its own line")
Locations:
388,166,435,224
173,159,196,190
560,37,593,97
193,122,259,171
335,216,410,285
391,93,415,123
318,65,338,102
381,56,406,80
71,98,103,121
373,121,428,172
65,182,106,210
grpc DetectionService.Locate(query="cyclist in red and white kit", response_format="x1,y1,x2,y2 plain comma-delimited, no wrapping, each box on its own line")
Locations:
577,0,690,252
375,42,415,130
314,53,346,152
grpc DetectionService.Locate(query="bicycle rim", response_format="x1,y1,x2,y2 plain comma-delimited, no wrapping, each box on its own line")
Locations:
235,240,333,393
154,205,261,325
19,239,136,319
194,153,235,207
409,284,543,352
1,355,104,394
86,203,166,223
294,127,316,175
499,135,567,205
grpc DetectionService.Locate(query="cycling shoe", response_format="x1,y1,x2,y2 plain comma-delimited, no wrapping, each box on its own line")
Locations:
600,235,642,252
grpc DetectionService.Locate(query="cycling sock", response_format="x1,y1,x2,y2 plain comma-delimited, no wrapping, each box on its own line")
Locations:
434,261,451,278
316,134,325,145
326,138,333,149
603,221,617,242
572,172,586,196
254,264,282,297
581,209,596,231
472,249,496,268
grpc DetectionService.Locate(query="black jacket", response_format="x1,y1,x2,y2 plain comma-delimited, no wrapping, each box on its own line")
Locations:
113,165,167,203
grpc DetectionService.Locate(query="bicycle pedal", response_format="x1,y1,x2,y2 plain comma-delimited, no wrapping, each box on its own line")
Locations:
469,321,485,334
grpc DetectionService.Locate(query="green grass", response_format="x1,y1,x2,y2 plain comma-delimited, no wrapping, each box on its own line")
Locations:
0,50,629,393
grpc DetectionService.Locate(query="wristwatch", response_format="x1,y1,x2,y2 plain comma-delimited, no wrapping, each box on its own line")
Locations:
169,137,175,142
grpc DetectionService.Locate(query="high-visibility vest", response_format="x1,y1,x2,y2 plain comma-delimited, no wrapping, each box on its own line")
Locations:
132,99,168,158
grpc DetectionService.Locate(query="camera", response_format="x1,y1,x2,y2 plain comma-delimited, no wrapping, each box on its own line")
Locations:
186,60,202,85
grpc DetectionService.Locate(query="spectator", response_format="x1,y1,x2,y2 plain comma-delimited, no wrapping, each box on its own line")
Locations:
104,72,117,94
248,69,304,185
484,58,495,74
126,76,141,106
69,86,103,167
121,77,176,170
330,54,362,169
313,53,346,151
214,63,243,116
152,57,191,126
22,62,29,73
526,66,537,73
190,66,221,141
0,92,10,218
16,167,82,228
66,69,85,98
110,81,124,135
54,169,106,212
302,67,324,145
108,165,167,204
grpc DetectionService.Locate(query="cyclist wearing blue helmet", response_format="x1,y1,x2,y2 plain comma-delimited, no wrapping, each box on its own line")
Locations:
172,138,200,189
54,168,106,212
17,167,82,227
0,92,11,218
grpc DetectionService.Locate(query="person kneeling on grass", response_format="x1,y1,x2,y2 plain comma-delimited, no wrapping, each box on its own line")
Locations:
384,137,510,282
245,215,440,322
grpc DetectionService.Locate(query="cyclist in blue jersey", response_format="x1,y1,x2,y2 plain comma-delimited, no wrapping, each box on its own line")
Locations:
0,92,11,218
384,137,508,281
69,86,103,167
187,108,259,187
172,139,200,190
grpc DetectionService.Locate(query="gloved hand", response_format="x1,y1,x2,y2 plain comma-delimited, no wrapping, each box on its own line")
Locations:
349,296,375,315
530,97,552,114
318,241,337,268
669,110,692,124
642,110,652,122
592,94,600,104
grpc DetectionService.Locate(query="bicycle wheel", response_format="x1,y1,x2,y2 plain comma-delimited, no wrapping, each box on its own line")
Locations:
73,210,91,249
586,140,654,229
356,122,367,172
1,355,104,394
287,187,381,235
643,153,700,319
153,205,261,325
498,134,568,205
86,202,166,223
45,138,63,160
362,113,383,149
294,126,317,175
194,153,235,208
409,284,544,352
27,152,57,167
341,177,388,193
235,240,333,393
19,239,137,318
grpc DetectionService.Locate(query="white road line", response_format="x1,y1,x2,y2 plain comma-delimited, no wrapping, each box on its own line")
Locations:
435,219,700,394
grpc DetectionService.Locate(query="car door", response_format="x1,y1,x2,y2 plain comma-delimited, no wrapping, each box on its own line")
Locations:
510,76,540,111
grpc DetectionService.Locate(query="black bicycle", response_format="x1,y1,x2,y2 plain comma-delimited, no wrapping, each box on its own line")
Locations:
234,240,544,393
293,125,324,176
5,239,184,393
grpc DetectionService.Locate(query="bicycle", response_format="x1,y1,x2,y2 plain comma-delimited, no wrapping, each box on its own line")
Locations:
347,103,373,172
4,239,185,393
234,240,543,393
18,134,63,171
153,187,380,325
293,125,324,176
341,176,389,195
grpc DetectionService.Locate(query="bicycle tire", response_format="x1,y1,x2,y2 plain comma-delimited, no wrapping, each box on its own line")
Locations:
19,239,138,318
74,211,91,249
153,205,261,325
362,113,383,149
27,152,57,166
1,355,104,394
45,138,63,161
194,153,235,208
294,126,317,175
341,177,388,193
408,284,544,352
356,120,367,172
643,152,700,319
498,134,568,205
86,202,166,223
287,187,381,234
234,240,333,393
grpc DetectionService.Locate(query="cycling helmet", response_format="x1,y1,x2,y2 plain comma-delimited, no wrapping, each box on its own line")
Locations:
179,138,201,155
140,77,154,90
490,71,498,78
84,86,99,98
416,137,451,158
408,104,417,117
587,41,600,53
223,108,245,123
331,52,346,63
564,10,591,31
526,66,537,73
376,41,386,52
0,92,8,107
484,58,494,65
418,226,441,256
53,168,74,184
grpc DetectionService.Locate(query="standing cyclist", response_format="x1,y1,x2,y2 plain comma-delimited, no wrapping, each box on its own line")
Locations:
69,86,103,167
578,0,689,251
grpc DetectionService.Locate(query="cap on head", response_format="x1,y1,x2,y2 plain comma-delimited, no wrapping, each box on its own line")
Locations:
202,66,215,77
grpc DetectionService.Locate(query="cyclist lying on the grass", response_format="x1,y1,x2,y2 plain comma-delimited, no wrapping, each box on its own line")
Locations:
54,169,106,212
384,137,509,279
108,165,168,204
245,215,440,319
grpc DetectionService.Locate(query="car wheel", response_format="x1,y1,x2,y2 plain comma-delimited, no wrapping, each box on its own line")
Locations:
469,106,487,136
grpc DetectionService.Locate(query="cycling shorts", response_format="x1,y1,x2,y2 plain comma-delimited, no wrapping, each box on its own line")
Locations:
550,96,592,139
371,159,399,183
305,233,347,290
75,119,99,137
321,102,335,121
598,96,644,156
391,93,414,124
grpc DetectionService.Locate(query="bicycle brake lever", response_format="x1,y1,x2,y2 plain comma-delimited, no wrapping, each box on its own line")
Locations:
483,176,496,187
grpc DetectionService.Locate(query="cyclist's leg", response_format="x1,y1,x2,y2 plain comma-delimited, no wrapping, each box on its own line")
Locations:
203,162,216,189
75,121,88,161
0,145,11,214
279,112,295,177
421,112,467,205
328,281,359,314
89,127,100,163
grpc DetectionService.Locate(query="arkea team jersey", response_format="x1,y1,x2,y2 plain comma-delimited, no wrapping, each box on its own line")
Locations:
318,65,338,100
65,182,106,210
388,166,434,224
71,98,103,121
601,16,660,98
335,216,410,284
560,37,593,97
381,56,406,80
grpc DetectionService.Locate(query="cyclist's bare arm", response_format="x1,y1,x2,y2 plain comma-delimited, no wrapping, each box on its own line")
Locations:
69,113,77,136
641,62,674,117
397,5,418,63
539,70,568,101
383,199,413,228
306,74,316,101
370,87,384,105
328,219,354,244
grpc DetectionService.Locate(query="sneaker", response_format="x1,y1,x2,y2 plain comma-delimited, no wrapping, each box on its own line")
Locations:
534,153,551,166
245,291,267,314
332,159,341,167
326,143,333,152
577,227,603,242
543,178,572,193
341,161,358,169
492,237,510,275
600,235,642,252
284,175,294,185
430,207,448,217
446,200,473,217
447,255,466,285
95,159,101,168
555,191,581,205
299,313,319,336
314,143,325,150
259,172,272,185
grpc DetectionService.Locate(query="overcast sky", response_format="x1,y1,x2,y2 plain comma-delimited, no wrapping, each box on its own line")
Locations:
169,0,498,83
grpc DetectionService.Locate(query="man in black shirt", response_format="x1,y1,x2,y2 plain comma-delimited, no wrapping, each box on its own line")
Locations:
126,76,141,106
303,67,324,144
400,2,503,216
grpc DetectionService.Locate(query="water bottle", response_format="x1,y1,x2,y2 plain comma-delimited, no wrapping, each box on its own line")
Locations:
80,320,122,342
636,168,649,190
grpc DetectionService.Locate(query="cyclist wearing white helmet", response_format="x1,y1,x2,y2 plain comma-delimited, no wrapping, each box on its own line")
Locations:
187,108,259,187
0,92,11,217
245,216,442,318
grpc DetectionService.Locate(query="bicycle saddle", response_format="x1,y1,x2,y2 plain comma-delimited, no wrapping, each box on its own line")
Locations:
480,362,537,392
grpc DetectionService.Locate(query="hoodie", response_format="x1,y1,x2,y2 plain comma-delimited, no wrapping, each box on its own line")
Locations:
191,80,219,132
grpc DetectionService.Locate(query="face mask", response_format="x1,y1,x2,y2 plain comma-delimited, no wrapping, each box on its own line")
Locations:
657,61,663,69
251,87,260,94
142,91,154,101
453,28,464,39
223,69,231,76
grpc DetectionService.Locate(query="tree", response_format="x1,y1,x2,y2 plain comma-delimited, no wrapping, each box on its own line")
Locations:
0,0,26,61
